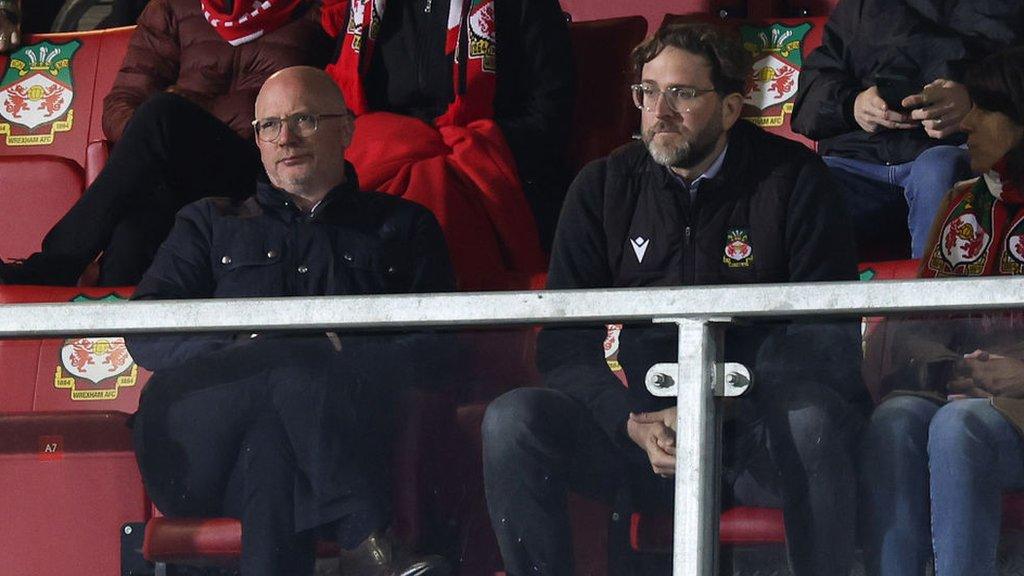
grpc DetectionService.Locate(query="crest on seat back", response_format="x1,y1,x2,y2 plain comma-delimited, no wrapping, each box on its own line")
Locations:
53,294,140,401
741,23,811,129
0,41,79,147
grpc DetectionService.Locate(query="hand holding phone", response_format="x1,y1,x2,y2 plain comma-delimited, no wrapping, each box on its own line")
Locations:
876,75,924,113
853,85,918,133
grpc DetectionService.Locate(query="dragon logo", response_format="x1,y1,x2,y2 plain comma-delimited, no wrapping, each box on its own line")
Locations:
0,41,79,146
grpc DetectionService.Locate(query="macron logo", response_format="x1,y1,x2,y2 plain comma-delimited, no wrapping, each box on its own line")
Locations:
630,236,649,263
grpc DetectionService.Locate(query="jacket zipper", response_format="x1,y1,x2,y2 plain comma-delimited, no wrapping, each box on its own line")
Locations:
683,224,694,284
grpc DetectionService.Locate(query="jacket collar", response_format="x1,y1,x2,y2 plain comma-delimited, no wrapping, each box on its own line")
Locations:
255,161,361,218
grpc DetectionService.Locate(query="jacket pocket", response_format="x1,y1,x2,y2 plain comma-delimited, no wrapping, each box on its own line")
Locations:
337,247,408,293
212,242,285,296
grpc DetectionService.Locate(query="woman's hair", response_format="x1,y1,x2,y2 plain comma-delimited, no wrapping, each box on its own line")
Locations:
965,46,1024,125
966,47,1024,181
631,22,751,96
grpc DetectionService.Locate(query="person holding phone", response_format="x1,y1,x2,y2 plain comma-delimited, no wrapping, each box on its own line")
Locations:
791,0,1022,259
859,47,1024,576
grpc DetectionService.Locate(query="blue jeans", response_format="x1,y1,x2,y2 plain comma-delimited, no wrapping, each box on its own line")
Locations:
824,146,969,259
860,396,1024,576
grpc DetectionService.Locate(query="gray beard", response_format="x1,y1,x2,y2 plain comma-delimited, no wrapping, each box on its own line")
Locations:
646,135,717,170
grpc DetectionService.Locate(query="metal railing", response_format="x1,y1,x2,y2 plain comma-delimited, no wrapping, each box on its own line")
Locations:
2,275,1023,575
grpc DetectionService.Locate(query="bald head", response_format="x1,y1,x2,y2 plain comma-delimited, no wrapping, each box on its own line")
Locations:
254,66,354,207
255,66,348,117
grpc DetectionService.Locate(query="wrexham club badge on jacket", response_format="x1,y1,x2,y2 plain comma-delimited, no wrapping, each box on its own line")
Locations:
0,41,79,147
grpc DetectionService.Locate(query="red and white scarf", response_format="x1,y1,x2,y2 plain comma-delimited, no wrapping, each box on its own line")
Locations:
201,0,305,46
324,0,498,126
923,157,1024,277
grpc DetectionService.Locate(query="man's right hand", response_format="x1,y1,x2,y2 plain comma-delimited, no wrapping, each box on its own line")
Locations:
853,86,918,133
0,0,21,54
627,407,677,477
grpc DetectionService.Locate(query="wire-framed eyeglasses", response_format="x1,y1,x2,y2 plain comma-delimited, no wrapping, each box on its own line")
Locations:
630,84,717,113
251,112,350,142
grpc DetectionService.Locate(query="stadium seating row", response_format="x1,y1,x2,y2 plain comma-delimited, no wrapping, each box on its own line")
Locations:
2,5,1010,576
0,9,834,575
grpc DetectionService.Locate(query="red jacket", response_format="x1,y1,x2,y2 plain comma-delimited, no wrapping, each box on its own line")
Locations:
101,0,331,142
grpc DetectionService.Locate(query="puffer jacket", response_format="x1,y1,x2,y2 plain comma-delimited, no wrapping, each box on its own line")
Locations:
101,0,332,142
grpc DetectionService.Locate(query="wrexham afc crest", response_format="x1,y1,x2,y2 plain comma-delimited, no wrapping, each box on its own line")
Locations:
741,23,811,129
53,294,139,401
0,40,79,146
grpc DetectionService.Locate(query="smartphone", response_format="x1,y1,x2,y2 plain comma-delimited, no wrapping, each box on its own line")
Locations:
875,73,924,113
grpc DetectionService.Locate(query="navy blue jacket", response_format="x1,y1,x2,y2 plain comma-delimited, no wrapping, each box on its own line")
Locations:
126,163,455,377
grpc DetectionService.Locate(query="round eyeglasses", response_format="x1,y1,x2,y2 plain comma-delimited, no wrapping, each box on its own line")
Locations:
251,112,350,142
630,84,717,113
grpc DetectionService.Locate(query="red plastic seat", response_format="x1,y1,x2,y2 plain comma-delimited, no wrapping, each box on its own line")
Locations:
0,155,82,258
0,285,149,576
0,27,134,262
566,15,648,177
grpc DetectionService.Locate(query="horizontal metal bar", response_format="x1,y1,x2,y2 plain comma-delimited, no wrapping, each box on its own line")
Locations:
0,275,1021,337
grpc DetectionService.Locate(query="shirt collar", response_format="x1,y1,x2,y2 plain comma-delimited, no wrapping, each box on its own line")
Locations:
671,144,729,198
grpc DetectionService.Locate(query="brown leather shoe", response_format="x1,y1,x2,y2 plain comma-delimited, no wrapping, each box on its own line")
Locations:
336,531,451,576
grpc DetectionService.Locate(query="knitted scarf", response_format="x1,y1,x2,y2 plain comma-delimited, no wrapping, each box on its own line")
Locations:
923,157,1024,277
325,0,497,126
200,0,305,46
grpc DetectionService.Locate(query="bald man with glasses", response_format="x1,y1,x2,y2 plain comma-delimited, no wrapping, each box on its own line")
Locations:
127,67,454,576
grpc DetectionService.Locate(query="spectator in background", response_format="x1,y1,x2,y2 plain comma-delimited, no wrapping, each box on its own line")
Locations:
792,0,1023,260
129,66,454,576
483,22,867,576
320,0,574,290
860,47,1024,576
0,0,330,285
0,0,149,51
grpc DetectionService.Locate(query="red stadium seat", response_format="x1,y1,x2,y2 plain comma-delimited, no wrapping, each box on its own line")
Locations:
0,285,150,576
566,15,648,177
0,155,82,259
0,27,134,262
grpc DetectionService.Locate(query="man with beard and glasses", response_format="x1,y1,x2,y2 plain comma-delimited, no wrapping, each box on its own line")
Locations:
481,22,869,576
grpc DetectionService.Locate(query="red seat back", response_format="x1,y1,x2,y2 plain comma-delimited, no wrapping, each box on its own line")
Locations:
0,30,105,173
566,16,648,176
0,27,135,260
0,155,82,258
0,285,148,413
0,285,149,576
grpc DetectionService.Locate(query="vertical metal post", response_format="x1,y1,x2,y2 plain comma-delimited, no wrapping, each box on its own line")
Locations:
671,318,721,576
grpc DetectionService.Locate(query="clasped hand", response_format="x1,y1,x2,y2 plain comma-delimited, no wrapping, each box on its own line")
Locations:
626,406,677,477
947,350,1024,399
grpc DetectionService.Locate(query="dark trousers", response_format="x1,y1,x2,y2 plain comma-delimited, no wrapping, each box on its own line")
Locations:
19,92,260,285
482,384,861,576
132,337,393,576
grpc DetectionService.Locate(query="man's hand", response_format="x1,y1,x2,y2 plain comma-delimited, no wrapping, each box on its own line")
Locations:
903,79,971,139
854,86,918,133
947,350,1024,398
627,407,677,477
0,0,21,54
